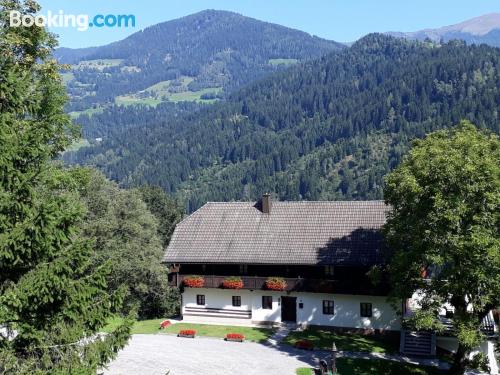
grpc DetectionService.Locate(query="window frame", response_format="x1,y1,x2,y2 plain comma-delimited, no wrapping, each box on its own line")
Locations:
262,296,273,309
322,300,335,315
360,302,373,318
324,265,335,276
232,296,242,307
196,294,205,306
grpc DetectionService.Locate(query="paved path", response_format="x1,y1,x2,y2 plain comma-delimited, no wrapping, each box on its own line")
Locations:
102,334,319,375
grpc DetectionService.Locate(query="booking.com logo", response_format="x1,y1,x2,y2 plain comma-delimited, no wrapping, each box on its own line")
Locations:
9,10,135,31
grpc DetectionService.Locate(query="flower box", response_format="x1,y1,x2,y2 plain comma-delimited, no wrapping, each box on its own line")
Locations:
183,276,204,288
222,277,244,289
294,339,314,351
265,277,287,291
225,333,245,342
178,329,196,338
159,320,171,329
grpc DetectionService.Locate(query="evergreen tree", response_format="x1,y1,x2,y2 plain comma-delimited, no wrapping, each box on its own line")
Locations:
0,1,131,373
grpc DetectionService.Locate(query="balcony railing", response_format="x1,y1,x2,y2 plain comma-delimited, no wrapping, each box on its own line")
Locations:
170,274,389,296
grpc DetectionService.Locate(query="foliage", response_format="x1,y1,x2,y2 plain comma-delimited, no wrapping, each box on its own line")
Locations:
384,123,500,374
265,277,287,291
65,35,500,212
0,1,131,373
56,10,343,112
183,275,204,288
138,185,184,248
222,277,244,289
71,168,180,319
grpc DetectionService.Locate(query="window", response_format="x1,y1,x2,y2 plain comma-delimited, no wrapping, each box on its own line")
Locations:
323,300,334,315
196,295,205,305
239,264,248,274
232,296,241,307
360,303,372,318
262,296,272,309
324,265,335,276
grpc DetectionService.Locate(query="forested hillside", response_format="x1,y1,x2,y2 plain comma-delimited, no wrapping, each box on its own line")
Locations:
56,10,344,114
65,35,500,212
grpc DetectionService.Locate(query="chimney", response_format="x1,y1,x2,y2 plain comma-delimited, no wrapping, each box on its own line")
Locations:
261,193,271,214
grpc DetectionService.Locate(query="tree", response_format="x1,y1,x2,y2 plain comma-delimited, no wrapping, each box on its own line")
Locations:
138,185,184,248
384,122,500,375
73,170,180,319
0,1,131,373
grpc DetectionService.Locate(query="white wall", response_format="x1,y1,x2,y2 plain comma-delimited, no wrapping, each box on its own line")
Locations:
181,288,400,330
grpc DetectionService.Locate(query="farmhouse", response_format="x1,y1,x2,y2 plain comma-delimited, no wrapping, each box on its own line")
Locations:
164,195,400,330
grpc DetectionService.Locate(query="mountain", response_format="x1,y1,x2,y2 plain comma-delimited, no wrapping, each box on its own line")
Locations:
55,10,344,114
64,34,500,212
387,13,500,47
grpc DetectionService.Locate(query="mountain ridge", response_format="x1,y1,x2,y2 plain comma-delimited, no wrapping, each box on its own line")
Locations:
387,13,500,47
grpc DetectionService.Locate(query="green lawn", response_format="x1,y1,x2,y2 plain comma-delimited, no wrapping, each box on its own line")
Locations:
297,358,444,375
296,368,313,375
284,327,399,353
337,358,444,375
102,318,274,343
160,322,274,343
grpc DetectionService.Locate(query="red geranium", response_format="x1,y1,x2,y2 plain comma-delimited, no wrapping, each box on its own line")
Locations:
222,277,244,289
265,277,287,291
179,329,196,336
226,333,245,341
159,320,171,329
183,275,204,288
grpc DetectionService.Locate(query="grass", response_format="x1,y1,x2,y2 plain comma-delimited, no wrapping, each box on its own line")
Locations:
283,327,399,353
74,59,123,70
102,318,274,343
69,106,105,119
337,358,444,375
269,58,299,66
296,368,313,375
296,358,444,375
161,323,274,343
114,76,222,107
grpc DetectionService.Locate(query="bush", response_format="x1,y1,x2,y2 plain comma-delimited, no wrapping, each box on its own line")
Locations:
295,339,314,350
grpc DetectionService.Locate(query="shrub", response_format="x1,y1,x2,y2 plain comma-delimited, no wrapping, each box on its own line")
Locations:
265,277,287,291
183,275,204,288
222,276,244,289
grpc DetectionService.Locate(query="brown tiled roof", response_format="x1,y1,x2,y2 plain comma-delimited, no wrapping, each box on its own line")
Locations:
163,200,389,266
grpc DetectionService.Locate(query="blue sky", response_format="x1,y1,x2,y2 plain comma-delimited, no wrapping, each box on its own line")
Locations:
38,0,500,48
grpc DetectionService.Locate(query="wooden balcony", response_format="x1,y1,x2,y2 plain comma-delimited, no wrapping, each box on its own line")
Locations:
169,274,389,296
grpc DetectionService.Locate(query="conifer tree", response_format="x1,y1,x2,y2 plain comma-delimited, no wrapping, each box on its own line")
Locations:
0,1,132,373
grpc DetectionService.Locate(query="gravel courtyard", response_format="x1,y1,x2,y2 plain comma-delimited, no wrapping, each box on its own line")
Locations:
102,334,319,375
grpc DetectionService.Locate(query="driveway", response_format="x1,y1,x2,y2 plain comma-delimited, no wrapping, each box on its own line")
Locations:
102,334,320,375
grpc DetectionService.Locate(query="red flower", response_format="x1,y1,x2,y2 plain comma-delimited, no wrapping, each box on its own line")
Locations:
222,277,244,289
179,329,196,336
159,320,171,329
226,333,245,340
265,277,287,291
183,276,204,288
